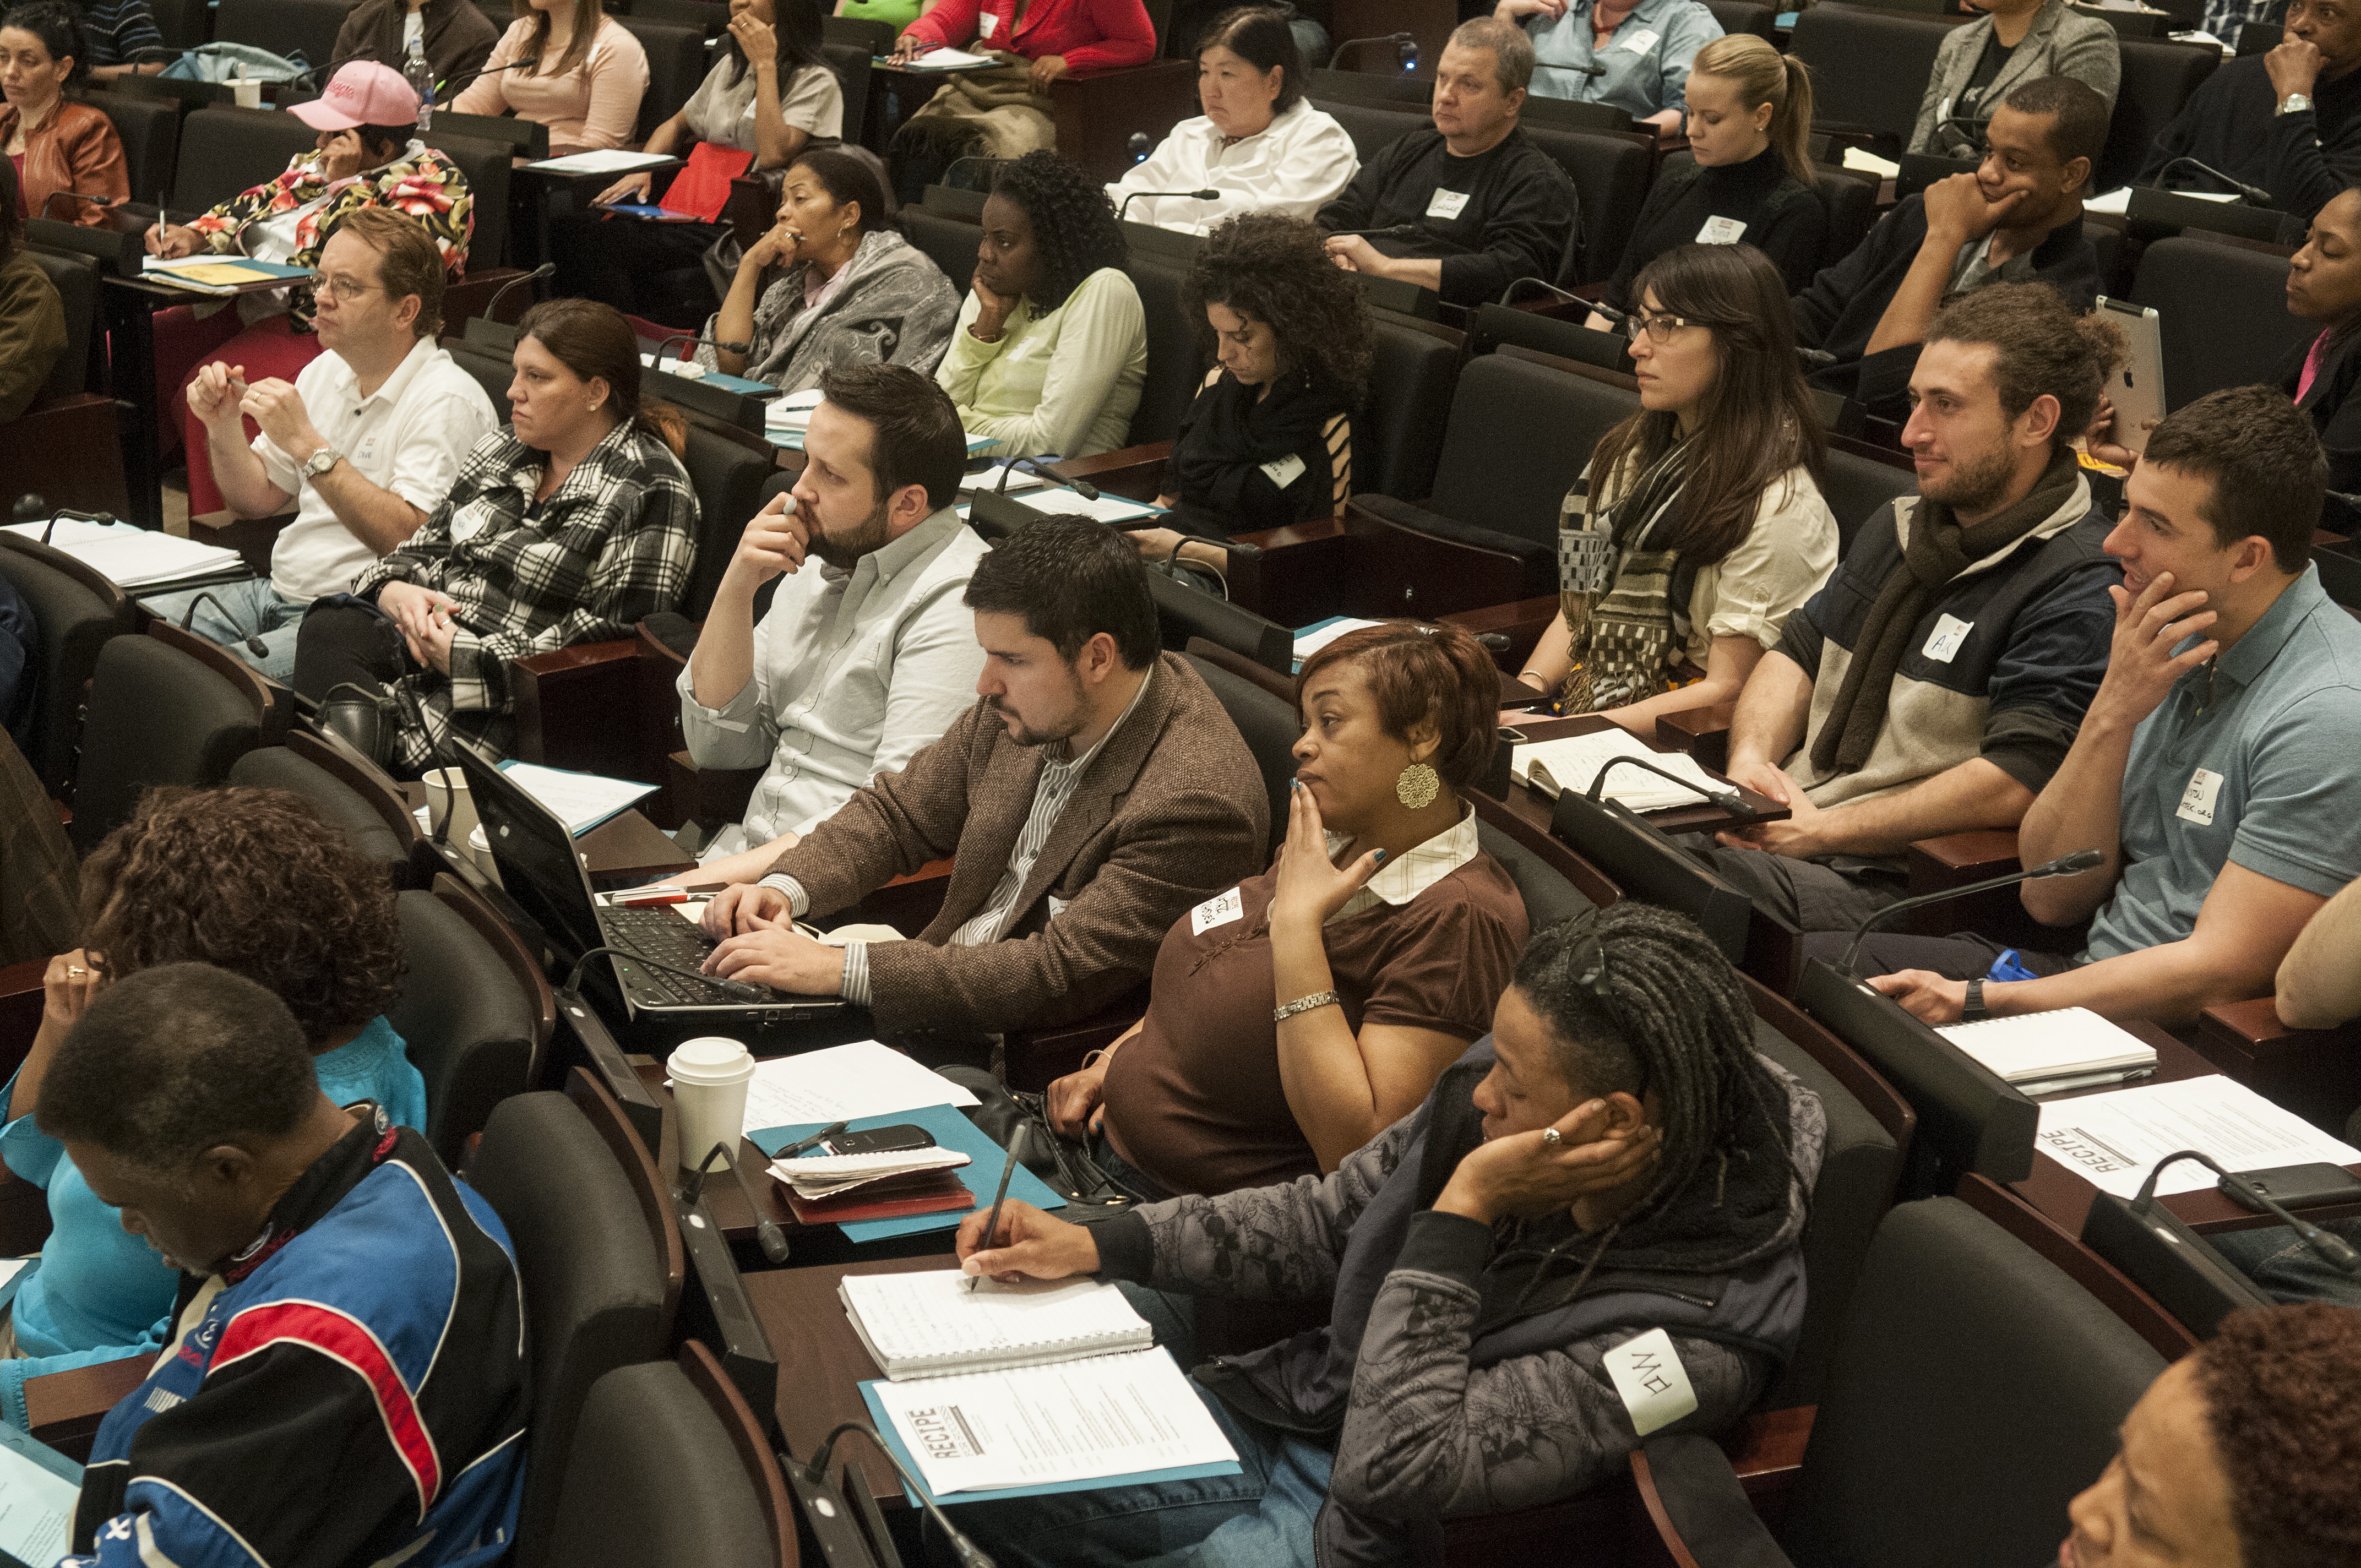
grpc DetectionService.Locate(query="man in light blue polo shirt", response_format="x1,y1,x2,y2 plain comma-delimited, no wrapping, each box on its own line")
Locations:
1846,385,2361,1027
1492,0,1722,138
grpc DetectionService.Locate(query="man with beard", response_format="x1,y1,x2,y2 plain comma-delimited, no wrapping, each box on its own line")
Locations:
673,363,989,883
1695,282,2123,934
692,514,1268,1055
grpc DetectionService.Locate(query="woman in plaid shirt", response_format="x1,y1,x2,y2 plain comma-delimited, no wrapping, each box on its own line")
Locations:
293,298,699,775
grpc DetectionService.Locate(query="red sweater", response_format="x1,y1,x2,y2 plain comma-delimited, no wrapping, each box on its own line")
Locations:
902,0,1154,71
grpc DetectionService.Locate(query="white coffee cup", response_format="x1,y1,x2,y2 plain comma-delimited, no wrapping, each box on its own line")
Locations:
423,767,479,848
668,1037,755,1173
466,825,503,888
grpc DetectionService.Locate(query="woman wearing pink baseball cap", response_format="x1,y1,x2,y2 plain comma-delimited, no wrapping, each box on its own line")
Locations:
142,59,475,516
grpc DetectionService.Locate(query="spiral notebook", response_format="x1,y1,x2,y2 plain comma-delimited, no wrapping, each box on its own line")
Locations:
840,1269,1154,1381
1936,1006,2157,1092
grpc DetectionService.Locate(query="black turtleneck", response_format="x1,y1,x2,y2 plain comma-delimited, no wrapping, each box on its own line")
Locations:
1603,144,1828,312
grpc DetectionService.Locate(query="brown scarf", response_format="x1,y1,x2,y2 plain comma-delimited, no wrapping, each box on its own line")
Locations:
1810,448,2080,775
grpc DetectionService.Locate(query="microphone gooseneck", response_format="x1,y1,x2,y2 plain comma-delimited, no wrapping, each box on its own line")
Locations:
2151,155,2274,206
2138,1150,2361,1276
1116,188,1220,221
1836,848,2104,977
1586,754,1752,818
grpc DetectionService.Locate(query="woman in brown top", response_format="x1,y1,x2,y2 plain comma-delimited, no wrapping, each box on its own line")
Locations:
0,3,129,230
1049,621,1530,1199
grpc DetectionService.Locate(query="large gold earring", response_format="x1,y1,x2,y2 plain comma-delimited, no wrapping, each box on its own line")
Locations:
1395,761,1440,809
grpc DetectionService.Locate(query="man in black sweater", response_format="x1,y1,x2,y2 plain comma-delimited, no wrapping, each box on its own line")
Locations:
1315,15,1581,306
1793,75,2105,424
2141,0,2361,232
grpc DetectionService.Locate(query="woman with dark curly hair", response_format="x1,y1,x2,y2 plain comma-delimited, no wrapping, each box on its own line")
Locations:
934,148,1146,459
0,786,422,1431
1125,211,1369,572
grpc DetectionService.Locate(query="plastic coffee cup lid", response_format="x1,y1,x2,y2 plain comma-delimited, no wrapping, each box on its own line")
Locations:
668,1037,754,1082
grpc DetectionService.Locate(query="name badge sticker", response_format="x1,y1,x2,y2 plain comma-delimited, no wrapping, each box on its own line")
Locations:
1603,1328,1698,1438
979,10,998,35
1617,25,1660,52
1259,453,1308,489
2178,767,2223,826
1922,612,1974,663
1192,887,1244,935
1696,214,1747,245
1426,188,1470,220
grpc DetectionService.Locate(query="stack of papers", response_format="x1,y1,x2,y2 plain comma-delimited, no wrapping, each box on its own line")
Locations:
763,387,825,432
958,465,1046,494
1511,731,1731,810
1293,616,1382,668
1938,1007,2157,1093
737,1041,980,1136
527,148,671,175
2033,1075,2361,1199
1841,147,1902,179
4,519,245,590
2085,186,2239,215
140,255,312,294
888,46,995,68
841,1270,1153,1379
494,759,657,836
769,1145,971,1201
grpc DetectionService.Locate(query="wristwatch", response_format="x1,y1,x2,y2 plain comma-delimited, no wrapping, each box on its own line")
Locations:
1962,977,1990,1022
302,445,342,480
2278,91,2314,116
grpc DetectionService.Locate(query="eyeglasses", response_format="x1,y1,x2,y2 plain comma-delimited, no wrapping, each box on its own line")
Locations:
1620,312,1707,344
309,273,385,303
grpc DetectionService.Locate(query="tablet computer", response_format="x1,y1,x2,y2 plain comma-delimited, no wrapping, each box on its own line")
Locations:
2097,295,2167,456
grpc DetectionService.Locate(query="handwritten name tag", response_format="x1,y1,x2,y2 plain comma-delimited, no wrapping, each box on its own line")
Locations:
1922,613,1973,663
2178,767,2223,826
1192,886,1244,935
1603,1328,1698,1437
1260,453,1307,489
1696,214,1747,245
1426,188,1470,220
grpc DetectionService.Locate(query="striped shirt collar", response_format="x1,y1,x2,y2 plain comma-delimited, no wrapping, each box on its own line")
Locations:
1329,803,1478,917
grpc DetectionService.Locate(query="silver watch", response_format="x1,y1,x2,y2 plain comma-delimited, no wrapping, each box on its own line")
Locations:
2279,91,2314,116
302,445,341,479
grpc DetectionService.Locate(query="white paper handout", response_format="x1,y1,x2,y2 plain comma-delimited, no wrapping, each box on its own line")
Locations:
1511,730,1730,811
529,148,673,175
738,1041,980,1135
840,1270,1153,1379
873,1348,1237,1493
1292,618,1383,664
901,46,995,68
4,519,244,590
2033,1075,2361,1199
0,1421,79,1567
495,760,657,836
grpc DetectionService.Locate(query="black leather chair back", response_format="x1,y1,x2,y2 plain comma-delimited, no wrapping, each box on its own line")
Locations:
443,337,515,416
1814,169,1878,273
23,248,95,400
1703,0,1776,38
172,106,321,214
149,0,208,49
386,888,537,1165
1426,353,1633,549
1748,1018,1900,1409
70,633,269,853
679,426,773,619
228,744,412,887
902,208,982,299
214,0,351,74
469,1092,668,1568
1518,125,1638,286
1153,574,1290,671
1357,318,1461,500
1126,253,1203,446
2099,38,2220,192
824,40,872,145
1781,1197,2168,1567
1184,650,1295,855
823,13,896,55
1469,302,1633,374
0,536,135,799
540,1362,779,1567
2131,237,2314,412
1308,96,1427,165
1473,816,1595,930
80,92,179,216
621,18,710,141
1821,446,1917,558
1787,3,1966,149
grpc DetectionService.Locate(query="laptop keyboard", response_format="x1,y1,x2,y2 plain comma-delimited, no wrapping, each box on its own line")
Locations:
602,907,752,1006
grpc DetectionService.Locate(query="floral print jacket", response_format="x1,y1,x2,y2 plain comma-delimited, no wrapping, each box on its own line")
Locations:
188,140,473,331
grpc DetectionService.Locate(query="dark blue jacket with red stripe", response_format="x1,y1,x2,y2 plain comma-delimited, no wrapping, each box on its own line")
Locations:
65,1113,527,1568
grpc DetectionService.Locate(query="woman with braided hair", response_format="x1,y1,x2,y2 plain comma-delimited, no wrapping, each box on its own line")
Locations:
946,902,1825,1568
934,148,1147,459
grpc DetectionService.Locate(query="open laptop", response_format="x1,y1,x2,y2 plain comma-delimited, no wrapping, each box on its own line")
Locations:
453,738,846,1025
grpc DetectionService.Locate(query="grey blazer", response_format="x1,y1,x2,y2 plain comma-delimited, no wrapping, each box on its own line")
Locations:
1907,0,2121,158
696,229,961,391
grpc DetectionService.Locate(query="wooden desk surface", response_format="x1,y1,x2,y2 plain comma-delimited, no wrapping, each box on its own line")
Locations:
1498,714,1789,836
2008,1020,2361,1234
748,1253,955,1499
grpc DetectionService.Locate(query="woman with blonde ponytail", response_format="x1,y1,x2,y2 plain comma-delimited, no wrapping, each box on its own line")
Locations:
1595,34,1826,314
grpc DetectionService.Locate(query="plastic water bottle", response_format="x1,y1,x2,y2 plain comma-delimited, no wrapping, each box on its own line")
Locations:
405,38,434,132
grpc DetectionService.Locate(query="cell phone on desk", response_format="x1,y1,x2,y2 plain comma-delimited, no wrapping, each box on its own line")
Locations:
2223,1162,2361,1211
822,1124,935,1156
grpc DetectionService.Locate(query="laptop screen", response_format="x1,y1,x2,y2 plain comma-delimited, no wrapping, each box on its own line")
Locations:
451,739,611,963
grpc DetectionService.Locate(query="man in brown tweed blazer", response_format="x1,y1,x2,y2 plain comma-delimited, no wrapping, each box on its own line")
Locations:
698,518,1270,1040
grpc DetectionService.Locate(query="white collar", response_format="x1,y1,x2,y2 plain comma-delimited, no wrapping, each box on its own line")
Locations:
1327,803,1478,918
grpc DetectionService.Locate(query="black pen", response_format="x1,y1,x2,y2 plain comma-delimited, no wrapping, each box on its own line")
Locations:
970,1142,1020,1292
775,1119,850,1158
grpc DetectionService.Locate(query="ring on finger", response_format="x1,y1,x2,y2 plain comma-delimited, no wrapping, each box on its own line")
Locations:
1539,1127,1562,1147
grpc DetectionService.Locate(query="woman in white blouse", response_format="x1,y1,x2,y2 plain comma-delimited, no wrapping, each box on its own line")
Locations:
1105,5,1356,235
1515,242,1838,735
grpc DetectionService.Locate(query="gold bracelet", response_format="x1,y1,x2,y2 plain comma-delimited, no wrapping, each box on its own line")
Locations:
1273,990,1340,1023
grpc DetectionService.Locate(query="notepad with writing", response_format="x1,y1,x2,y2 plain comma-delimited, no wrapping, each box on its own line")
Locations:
1937,1007,2157,1090
840,1269,1154,1380
1510,731,1728,810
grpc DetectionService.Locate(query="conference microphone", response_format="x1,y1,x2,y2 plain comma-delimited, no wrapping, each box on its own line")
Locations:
1117,187,1218,221
482,262,552,324
1587,754,1755,819
2141,1149,2361,1275
1498,276,1591,309
178,591,270,660
1127,131,1152,162
1836,848,2104,976
1562,60,1608,78
997,454,1099,499
1331,31,1418,72
1325,222,1424,241
2151,156,2273,207
431,57,536,105
796,1423,997,1567
14,498,117,546
684,1141,791,1266
651,329,754,365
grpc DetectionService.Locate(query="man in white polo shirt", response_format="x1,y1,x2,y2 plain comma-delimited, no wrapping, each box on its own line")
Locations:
151,207,497,680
